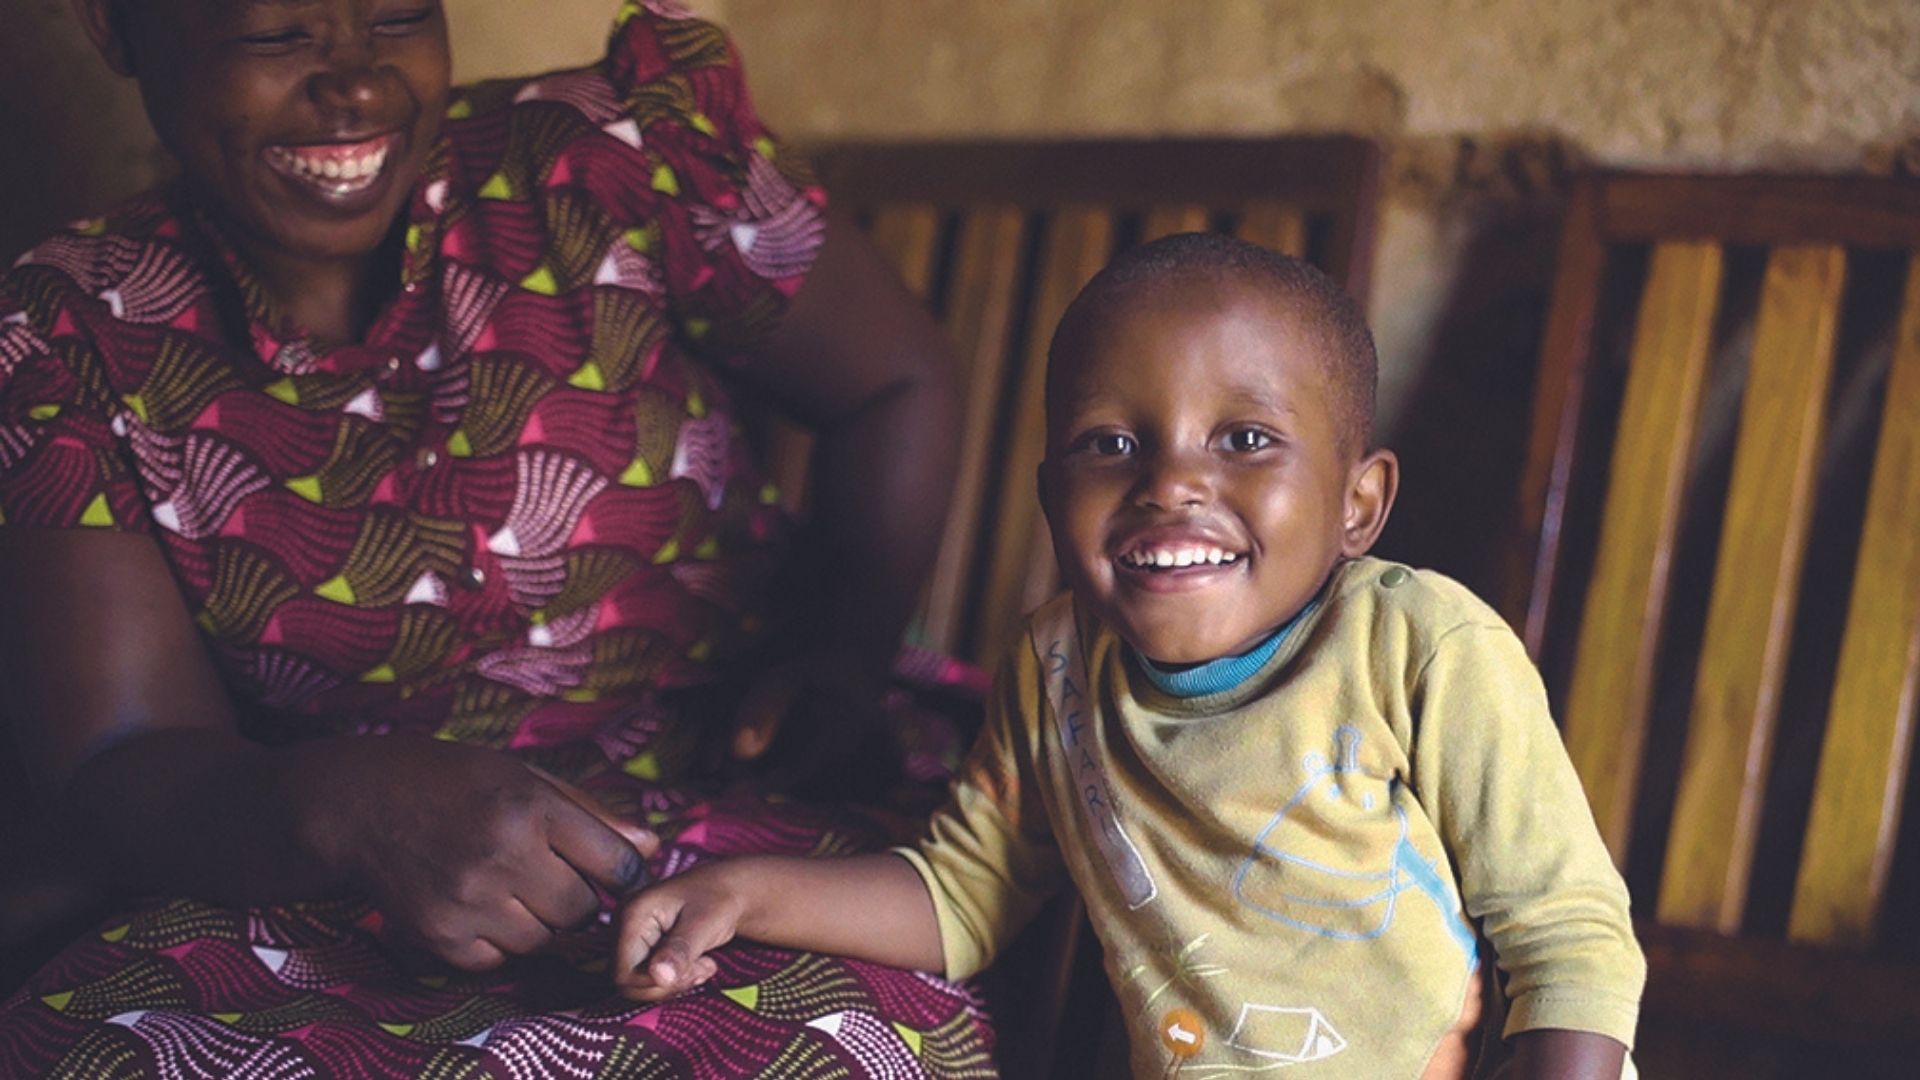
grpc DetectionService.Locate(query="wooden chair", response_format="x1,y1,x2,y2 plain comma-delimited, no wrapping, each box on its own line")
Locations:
800,137,1383,1078
1502,172,1920,1075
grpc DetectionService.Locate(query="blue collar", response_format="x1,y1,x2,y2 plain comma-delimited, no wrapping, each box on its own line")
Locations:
1132,602,1315,698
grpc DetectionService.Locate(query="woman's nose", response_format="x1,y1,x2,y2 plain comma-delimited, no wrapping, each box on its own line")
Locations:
1133,450,1213,510
308,49,388,118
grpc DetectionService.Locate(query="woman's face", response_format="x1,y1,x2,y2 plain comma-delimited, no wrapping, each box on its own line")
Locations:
94,0,451,265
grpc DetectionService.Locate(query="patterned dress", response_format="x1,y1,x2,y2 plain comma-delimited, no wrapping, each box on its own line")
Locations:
0,3,995,1076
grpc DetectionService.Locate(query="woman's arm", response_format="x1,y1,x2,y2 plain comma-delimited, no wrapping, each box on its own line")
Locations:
614,852,943,1000
0,528,655,970
723,214,961,781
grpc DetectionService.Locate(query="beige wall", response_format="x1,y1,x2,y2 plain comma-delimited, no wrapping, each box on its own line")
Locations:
5,0,1916,580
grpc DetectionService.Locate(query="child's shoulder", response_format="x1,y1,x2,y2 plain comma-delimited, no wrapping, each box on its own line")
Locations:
1326,556,1515,658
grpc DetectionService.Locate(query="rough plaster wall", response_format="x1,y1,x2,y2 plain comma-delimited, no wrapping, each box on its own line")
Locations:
3,0,1915,583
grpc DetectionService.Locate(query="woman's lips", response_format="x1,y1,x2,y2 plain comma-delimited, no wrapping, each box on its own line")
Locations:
264,133,401,201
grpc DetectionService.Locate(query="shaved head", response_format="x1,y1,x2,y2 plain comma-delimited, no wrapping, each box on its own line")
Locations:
1049,233,1378,456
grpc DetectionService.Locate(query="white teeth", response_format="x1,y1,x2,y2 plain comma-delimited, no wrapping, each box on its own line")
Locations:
1120,544,1244,569
274,144,390,193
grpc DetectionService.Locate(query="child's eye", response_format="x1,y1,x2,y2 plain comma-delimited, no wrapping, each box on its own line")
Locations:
1221,429,1276,453
1074,432,1137,457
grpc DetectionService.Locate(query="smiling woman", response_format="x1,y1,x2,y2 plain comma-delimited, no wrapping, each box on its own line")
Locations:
0,1,983,1076
82,0,452,340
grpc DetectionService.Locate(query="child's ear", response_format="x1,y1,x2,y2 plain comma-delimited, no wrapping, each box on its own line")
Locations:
1340,448,1398,557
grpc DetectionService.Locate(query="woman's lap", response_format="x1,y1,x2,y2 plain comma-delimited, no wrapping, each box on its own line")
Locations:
0,791,996,1079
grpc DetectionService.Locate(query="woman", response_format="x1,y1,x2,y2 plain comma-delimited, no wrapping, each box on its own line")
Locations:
0,0,992,1074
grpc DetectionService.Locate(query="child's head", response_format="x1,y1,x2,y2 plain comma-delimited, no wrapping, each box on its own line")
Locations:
1039,233,1398,666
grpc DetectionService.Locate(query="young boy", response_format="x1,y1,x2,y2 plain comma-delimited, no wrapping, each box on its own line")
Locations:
614,234,1645,1078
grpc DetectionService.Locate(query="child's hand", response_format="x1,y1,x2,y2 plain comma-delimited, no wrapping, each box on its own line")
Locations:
614,864,746,1001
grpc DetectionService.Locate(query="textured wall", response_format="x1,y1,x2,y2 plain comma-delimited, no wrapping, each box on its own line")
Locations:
5,0,1916,583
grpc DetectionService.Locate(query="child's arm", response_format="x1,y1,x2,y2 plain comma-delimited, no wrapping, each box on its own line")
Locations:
1408,612,1646,1063
614,852,943,1001
1510,1029,1628,1080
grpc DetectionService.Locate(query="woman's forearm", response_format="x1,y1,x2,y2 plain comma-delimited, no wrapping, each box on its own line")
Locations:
800,366,958,679
59,727,357,903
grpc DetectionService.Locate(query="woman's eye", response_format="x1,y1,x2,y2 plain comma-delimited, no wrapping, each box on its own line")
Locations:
241,28,311,51
1223,429,1275,452
374,9,437,35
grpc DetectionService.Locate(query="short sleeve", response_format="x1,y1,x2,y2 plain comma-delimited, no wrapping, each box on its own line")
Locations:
896,636,1069,980
603,2,828,364
1409,620,1645,1048
0,279,149,532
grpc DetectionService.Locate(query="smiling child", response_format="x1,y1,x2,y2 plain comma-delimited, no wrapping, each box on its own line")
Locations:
613,234,1645,1078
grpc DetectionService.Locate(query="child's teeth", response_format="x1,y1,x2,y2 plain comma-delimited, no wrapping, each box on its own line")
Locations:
1174,550,1195,567
1154,551,1175,568
1207,548,1223,564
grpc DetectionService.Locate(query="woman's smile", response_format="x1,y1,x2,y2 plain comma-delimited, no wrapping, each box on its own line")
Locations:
263,132,403,206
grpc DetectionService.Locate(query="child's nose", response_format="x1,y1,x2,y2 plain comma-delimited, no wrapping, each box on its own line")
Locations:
1133,450,1213,510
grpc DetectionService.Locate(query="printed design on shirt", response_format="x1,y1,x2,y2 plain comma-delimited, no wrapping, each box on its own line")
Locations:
1034,606,1158,910
1126,933,1228,1022
1186,1004,1346,1077
1232,726,1477,965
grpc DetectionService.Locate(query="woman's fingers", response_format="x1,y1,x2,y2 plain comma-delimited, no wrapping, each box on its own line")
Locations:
541,784,655,899
528,764,661,858
481,898,558,957
516,849,605,931
442,936,509,973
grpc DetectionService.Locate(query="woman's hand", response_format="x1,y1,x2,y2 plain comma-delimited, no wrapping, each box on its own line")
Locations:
725,653,902,802
1,529,654,972
299,740,658,972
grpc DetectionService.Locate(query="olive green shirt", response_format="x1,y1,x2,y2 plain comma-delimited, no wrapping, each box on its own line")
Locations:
899,558,1644,1078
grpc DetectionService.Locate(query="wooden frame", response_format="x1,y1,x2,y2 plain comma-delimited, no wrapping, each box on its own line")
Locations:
1502,170,1920,1065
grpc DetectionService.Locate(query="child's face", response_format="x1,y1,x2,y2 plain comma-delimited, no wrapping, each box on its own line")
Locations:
1040,278,1396,666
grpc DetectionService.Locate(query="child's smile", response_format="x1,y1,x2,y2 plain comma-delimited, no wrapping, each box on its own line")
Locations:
1112,527,1245,590
1041,274,1395,666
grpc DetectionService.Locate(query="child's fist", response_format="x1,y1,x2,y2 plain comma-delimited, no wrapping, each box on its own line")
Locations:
614,865,746,1002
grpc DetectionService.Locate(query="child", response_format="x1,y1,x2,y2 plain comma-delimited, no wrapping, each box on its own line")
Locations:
614,234,1645,1078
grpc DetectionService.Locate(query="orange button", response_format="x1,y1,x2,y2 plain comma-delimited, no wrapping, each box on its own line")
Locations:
1159,1008,1205,1058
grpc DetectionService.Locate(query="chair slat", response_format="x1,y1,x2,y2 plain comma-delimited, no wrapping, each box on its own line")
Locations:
1504,181,1607,654
1562,241,1725,859
975,208,1114,666
868,204,943,299
1658,245,1848,931
918,208,1029,655
1140,205,1212,243
1789,255,1920,948
1237,204,1309,257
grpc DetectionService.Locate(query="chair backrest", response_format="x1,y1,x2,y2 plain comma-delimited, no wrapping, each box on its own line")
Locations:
788,137,1381,673
1503,171,1920,1060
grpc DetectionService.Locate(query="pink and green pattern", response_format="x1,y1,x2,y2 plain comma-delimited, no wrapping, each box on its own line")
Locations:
0,1,996,1073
